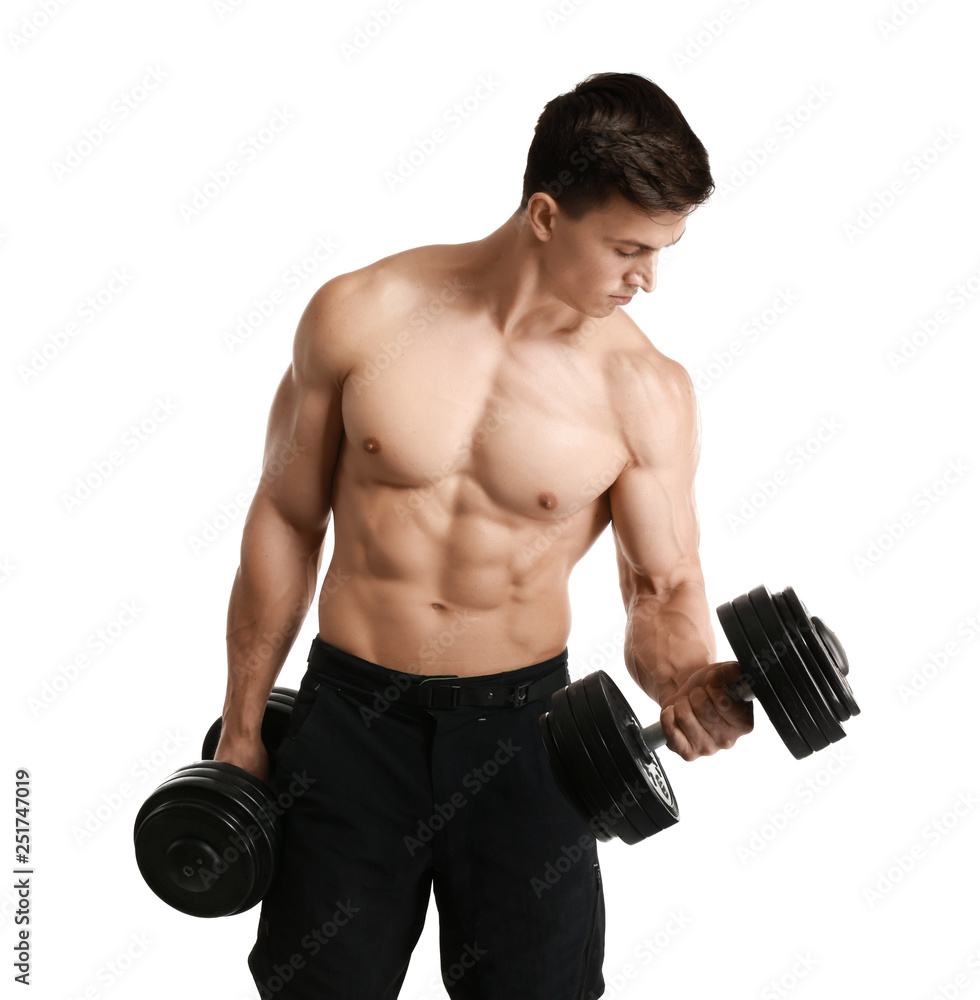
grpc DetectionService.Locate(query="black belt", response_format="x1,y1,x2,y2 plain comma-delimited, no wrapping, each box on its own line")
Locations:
399,667,569,710
306,638,569,710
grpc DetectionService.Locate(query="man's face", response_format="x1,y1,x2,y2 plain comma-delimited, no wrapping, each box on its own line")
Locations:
532,191,689,318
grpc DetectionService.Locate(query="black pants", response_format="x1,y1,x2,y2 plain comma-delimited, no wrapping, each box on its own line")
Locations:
248,637,605,999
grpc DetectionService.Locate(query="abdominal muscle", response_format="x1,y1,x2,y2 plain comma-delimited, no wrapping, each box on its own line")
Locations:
315,477,599,676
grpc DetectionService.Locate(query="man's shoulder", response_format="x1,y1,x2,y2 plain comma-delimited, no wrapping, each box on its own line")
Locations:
601,318,698,466
602,317,695,411
300,244,461,381
312,244,462,312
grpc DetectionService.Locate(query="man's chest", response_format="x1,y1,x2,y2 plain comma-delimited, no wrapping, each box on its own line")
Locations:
340,327,630,521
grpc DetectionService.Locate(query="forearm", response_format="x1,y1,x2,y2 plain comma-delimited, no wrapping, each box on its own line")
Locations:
623,579,716,706
222,503,325,740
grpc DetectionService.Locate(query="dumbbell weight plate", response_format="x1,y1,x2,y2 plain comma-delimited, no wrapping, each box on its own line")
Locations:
579,672,679,838
768,590,851,724
717,601,810,759
565,677,662,842
541,688,625,842
739,591,842,749
538,712,608,839
732,593,829,755
155,763,281,879
779,589,859,717
134,763,279,917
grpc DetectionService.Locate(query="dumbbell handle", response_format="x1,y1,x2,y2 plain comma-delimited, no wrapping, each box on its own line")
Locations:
640,677,755,751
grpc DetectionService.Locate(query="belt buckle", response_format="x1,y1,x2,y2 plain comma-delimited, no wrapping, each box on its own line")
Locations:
510,682,530,708
429,685,460,710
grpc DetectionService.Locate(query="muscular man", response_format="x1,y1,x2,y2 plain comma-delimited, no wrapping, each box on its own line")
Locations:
215,72,753,999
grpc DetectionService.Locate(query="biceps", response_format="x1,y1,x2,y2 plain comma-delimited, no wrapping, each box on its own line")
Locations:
608,461,702,600
255,363,343,539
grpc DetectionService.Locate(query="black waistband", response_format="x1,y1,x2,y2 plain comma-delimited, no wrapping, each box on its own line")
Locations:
306,635,569,710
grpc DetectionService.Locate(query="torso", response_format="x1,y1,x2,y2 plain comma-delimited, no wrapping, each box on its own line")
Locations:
317,244,651,675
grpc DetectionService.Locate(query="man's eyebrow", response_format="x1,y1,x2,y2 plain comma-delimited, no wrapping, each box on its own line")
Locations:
603,230,686,251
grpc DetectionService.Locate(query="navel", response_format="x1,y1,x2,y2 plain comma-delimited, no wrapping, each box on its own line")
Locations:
538,491,558,510
431,602,446,611
363,436,381,453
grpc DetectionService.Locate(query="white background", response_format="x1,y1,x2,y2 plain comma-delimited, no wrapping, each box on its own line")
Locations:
3,0,979,998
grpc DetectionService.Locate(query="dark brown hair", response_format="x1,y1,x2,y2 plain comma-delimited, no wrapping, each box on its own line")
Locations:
520,72,714,218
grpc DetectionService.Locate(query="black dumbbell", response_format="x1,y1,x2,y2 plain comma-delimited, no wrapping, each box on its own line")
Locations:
538,585,860,845
133,687,297,918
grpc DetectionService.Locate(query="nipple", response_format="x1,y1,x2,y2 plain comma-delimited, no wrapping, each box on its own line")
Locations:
363,436,381,453
538,491,558,510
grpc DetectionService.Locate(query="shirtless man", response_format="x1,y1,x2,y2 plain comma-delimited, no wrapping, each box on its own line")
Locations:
214,72,753,999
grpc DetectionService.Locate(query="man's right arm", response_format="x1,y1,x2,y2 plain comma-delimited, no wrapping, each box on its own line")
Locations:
213,279,350,782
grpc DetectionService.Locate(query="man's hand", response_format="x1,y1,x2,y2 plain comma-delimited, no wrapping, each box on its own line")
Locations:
212,731,270,785
658,660,753,761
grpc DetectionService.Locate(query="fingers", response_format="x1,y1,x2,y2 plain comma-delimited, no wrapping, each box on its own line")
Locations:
661,683,753,762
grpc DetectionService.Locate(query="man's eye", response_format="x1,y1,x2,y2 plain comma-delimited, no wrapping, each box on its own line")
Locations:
616,249,640,258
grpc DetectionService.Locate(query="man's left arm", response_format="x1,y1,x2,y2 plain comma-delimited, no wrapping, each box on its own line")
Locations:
606,353,752,761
